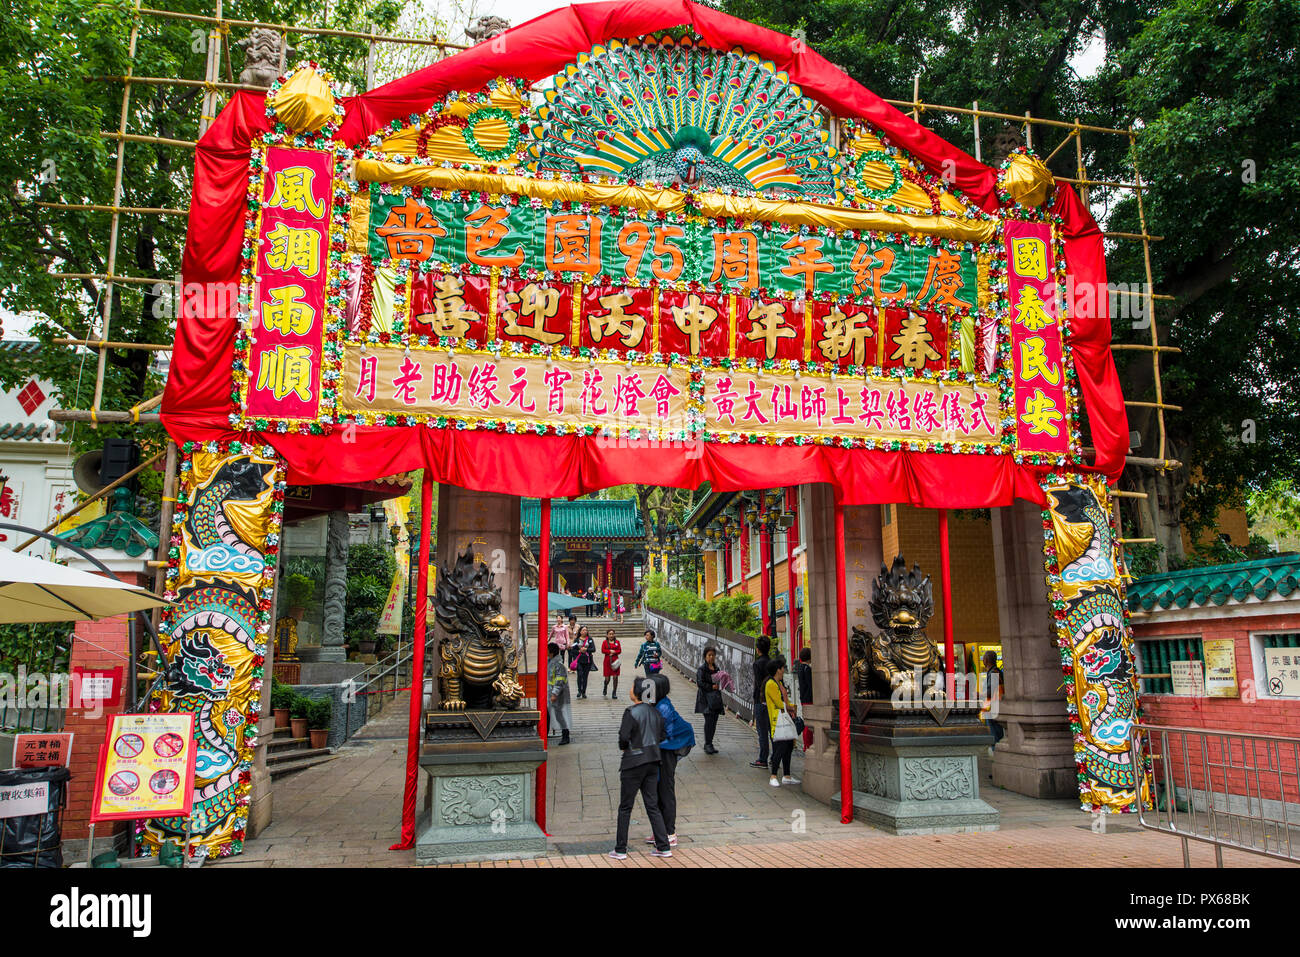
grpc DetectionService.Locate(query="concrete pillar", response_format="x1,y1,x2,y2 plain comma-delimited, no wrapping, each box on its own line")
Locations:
434,488,522,698
317,509,349,662
990,499,1076,798
798,485,883,807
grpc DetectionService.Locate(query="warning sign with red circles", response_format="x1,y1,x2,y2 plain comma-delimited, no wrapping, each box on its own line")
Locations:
91,713,196,822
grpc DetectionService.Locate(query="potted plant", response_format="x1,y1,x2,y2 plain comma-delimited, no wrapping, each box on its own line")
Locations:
270,677,293,729
307,698,332,750
283,573,314,621
289,693,310,740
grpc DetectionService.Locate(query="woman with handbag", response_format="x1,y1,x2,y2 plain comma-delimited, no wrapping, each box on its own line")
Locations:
601,627,622,699
573,625,597,698
765,655,800,787
694,646,725,754
547,641,572,745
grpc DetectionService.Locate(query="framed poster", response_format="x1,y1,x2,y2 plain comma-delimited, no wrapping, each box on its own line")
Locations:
90,713,196,823
1169,660,1206,697
1202,638,1239,698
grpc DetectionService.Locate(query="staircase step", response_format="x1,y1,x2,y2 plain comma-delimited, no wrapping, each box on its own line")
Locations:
267,746,331,766
269,754,337,780
267,736,308,753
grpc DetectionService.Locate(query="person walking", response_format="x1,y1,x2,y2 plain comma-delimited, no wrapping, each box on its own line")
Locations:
646,672,694,849
982,650,1004,751
602,626,623,699
695,646,725,754
573,625,597,699
616,592,626,622
795,646,814,751
565,615,580,670
585,586,595,619
765,655,799,786
547,641,572,745
634,628,662,677
549,611,570,660
610,676,671,860
749,635,772,769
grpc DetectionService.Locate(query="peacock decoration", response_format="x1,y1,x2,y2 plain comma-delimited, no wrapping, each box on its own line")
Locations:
530,36,844,202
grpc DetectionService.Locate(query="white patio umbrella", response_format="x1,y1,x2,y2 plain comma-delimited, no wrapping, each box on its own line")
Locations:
0,550,170,623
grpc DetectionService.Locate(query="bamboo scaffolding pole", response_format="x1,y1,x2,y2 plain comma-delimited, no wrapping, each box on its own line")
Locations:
49,273,163,287
152,440,178,601
1043,126,1077,164
49,410,163,424
98,75,268,93
1118,538,1157,545
137,7,467,48
198,0,222,138
1075,119,1088,208
100,130,196,148
1105,231,1164,242
879,98,1134,136
129,392,165,416
54,338,173,350
10,449,165,553
1110,490,1148,499
38,201,187,216
1129,134,1168,463
1125,400,1183,411
1024,111,1032,149
1111,343,1180,354
1112,289,1175,301
92,0,142,422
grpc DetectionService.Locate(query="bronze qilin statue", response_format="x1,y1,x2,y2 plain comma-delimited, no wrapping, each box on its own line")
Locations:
435,549,525,711
849,556,944,698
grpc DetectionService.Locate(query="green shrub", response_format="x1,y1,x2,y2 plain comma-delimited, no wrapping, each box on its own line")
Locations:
270,677,294,712
306,697,332,730
290,693,311,719
646,585,760,637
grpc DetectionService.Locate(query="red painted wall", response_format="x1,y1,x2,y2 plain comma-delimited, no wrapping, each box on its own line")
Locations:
1134,611,1299,803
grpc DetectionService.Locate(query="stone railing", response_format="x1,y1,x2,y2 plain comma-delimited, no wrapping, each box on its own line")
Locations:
643,608,757,721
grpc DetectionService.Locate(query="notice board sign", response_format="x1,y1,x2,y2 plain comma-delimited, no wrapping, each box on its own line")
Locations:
72,666,123,708
13,732,74,768
1202,639,1239,698
1170,660,1206,697
90,713,196,822
1264,650,1300,698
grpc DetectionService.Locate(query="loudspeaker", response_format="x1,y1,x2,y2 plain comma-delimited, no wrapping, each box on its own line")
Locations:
73,439,140,494
99,438,139,486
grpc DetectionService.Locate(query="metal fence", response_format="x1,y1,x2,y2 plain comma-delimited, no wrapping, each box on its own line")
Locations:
1130,723,1300,866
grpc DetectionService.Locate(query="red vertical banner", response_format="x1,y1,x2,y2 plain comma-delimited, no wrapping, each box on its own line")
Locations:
246,146,333,420
1005,219,1069,456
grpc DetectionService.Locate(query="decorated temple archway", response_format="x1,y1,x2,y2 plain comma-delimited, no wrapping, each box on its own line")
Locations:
154,0,1145,858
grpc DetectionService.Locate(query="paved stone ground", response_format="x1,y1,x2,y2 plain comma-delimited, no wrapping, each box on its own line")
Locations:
217,665,1296,868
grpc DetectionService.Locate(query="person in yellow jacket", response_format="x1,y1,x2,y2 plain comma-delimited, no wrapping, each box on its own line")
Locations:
764,655,799,787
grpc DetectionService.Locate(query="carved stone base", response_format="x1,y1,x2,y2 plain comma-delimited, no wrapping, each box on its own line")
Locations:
415,710,547,865
843,700,999,835
416,756,547,865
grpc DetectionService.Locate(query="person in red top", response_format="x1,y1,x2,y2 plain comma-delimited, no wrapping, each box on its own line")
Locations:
602,626,623,700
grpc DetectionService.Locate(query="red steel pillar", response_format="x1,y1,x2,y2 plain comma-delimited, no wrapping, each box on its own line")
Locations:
939,509,955,702
392,470,433,849
834,503,852,824
537,499,550,833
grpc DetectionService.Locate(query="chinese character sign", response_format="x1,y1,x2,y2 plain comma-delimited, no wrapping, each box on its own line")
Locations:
246,146,334,419
1006,219,1069,457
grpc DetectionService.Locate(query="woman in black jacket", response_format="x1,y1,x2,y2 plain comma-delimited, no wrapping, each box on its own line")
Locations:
694,646,725,754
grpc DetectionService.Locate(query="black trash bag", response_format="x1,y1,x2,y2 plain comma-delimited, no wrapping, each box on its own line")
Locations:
0,767,70,868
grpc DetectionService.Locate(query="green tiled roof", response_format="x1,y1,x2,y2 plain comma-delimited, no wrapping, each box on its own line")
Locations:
521,498,644,540
0,422,59,441
1127,556,1300,612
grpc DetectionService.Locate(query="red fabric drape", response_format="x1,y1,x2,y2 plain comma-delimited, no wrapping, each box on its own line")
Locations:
162,0,1128,506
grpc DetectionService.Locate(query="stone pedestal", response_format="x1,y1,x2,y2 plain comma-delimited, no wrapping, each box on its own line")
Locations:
415,709,546,865
840,700,998,834
990,501,1076,798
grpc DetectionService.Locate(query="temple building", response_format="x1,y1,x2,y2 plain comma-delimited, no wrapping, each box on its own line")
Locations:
521,497,647,597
